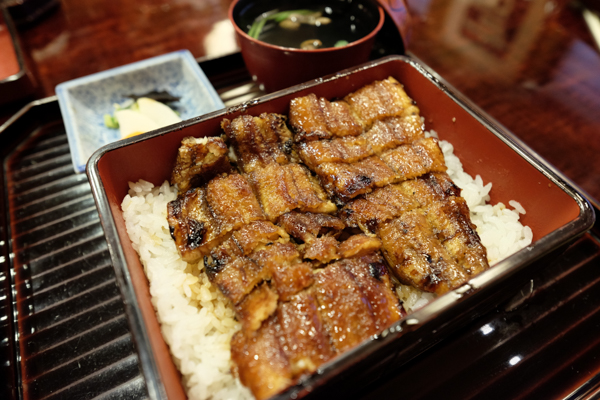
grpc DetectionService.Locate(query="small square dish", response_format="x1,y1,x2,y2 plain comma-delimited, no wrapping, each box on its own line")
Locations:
56,49,224,173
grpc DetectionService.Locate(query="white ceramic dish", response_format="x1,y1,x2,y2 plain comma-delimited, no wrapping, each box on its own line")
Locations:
56,50,224,173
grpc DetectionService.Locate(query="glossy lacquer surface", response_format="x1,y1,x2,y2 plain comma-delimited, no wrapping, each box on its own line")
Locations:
405,0,600,204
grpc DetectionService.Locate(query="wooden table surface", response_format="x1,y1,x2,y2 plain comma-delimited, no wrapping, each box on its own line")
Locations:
2,0,599,203
2,0,599,204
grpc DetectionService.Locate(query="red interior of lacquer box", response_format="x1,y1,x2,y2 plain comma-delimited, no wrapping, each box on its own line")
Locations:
95,57,581,399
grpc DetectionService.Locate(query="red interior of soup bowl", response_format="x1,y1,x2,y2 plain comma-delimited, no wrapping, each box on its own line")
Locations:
90,56,591,399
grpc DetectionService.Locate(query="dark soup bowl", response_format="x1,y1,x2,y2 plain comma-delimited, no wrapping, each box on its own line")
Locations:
229,0,386,92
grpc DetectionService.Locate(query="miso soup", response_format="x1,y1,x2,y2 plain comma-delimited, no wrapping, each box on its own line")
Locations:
235,0,380,50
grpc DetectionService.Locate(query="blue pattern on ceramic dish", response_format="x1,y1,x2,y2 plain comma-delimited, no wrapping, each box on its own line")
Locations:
56,50,224,173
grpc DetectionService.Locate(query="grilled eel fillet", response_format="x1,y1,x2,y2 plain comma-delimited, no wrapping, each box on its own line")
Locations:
167,134,401,399
288,77,489,295
170,136,232,194
338,173,488,294
222,113,336,221
289,79,444,203
166,77,489,399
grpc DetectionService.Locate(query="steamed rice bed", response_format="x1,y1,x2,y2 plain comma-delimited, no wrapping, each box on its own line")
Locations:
121,131,532,399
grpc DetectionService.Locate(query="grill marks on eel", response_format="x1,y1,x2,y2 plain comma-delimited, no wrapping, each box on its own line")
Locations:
288,77,489,295
339,172,489,294
166,77,489,399
220,110,401,398
290,79,445,203
223,113,336,221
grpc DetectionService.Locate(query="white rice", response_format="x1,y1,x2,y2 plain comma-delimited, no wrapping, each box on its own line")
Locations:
121,135,532,400
121,180,253,400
